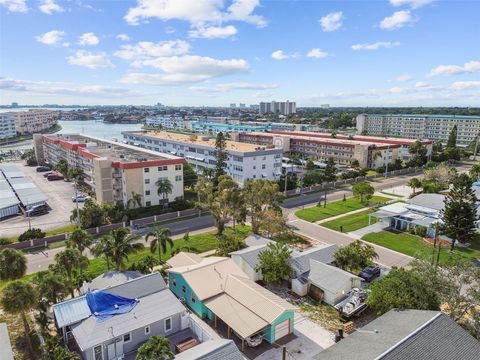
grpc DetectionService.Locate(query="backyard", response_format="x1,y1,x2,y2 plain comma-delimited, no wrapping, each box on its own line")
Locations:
295,196,390,222
322,208,378,232
362,230,480,264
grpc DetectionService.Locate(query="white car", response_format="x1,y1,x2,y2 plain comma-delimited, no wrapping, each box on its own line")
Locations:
72,194,90,203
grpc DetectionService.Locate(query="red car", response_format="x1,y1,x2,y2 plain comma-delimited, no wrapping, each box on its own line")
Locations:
47,173,64,181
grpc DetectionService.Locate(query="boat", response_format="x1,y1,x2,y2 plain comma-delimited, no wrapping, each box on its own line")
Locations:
334,288,368,318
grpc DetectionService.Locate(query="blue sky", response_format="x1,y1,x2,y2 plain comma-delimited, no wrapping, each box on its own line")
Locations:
1,0,479,106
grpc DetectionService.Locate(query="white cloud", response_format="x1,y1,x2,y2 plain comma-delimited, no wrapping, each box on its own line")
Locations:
380,10,414,30
39,0,64,14
427,60,480,77
114,40,190,60
165,26,175,34
189,25,237,39
0,0,28,12
389,0,435,9
271,50,289,60
415,81,430,88
451,81,480,90
396,74,413,82
351,41,400,51
119,55,249,85
306,48,329,59
78,32,100,46
124,0,266,27
116,34,130,41
190,82,278,92
35,30,65,45
67,51,114,69
319,11,343,32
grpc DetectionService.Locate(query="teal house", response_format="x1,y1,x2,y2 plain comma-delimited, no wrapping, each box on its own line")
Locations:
167,253,296,345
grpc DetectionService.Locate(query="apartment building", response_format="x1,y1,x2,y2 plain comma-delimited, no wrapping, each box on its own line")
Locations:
234,131,432,169
8,109,57,135
259,101,297,115
145,115,185,129
123,131,283,185
357,114,480,146
0,113,17,139
187,121,271,134
33,134,185,207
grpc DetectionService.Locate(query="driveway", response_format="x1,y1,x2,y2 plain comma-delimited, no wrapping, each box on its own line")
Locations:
349,221,389,239
254,313,334,360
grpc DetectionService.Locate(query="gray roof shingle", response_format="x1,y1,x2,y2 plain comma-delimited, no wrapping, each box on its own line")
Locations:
291,244,338,277
174,339,245,360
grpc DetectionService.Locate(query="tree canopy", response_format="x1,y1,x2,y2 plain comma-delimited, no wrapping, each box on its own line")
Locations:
136,336,174,360
255,242,292,284
333,240,378,272
0,248,27,280
352,181,374,204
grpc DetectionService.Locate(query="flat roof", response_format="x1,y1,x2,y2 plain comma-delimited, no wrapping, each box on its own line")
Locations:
131,131,276,153
363,113,480,120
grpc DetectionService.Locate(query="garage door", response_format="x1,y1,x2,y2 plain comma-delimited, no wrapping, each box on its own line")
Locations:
274,319,290,341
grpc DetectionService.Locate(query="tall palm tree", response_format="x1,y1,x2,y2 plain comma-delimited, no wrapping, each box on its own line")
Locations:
145,227,173,263
67,228,92,253
0,281,37,354
95,228,143,270
53,248,89,297
155,178,173,205
0,248,27,280
127,191,143,209
92,234,114,270
34,270,70,307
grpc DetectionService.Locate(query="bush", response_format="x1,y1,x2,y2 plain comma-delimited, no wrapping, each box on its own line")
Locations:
408,226,427,237
170,197,192,211
0,237,13,245
18,228,46,242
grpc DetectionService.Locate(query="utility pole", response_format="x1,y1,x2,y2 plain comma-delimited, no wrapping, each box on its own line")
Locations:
27,202,31,230
74,179,80,226
282,346,287,360
384,146,389,178
431,221,439,266
473,134,480,161
284,165,288,196
324,190,327,208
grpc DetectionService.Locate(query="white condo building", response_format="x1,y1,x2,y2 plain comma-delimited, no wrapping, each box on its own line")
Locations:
357,114,480,146
259,101,296,115
123,131,283,185
0,113,17,139
145,115,185,130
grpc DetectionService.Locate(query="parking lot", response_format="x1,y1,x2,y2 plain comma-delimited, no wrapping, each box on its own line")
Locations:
0,164,83,237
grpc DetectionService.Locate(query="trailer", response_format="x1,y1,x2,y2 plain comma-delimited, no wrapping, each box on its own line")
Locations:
334,288,368,318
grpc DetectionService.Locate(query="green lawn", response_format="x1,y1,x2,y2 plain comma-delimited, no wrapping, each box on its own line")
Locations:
362,230,480,264
295,196,390,222
322,208,378,232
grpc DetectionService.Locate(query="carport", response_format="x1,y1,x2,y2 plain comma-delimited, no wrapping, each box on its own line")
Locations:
205,293,268,351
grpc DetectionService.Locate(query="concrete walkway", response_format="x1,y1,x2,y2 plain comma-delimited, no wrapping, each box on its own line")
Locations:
349,221,389,239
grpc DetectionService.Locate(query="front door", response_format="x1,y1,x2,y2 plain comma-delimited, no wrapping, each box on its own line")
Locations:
107,340,124,360
93,345,103,360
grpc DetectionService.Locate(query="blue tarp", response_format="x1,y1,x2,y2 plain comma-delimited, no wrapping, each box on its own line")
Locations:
86,290,139,322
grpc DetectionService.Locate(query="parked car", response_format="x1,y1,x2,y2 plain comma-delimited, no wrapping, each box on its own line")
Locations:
47,173,64,181
36,166,51,172
43,171,54,178
358,265,381,282
72,194,90,203
26,204,49,216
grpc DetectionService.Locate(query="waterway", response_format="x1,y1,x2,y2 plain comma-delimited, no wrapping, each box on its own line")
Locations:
0,120,144,152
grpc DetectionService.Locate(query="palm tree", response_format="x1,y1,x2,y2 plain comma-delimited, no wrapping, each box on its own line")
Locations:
136,336,174,360
127,191,143,209
469,163,480,180
92,235,114,270
54,159,70,180
53,248,89,297
94,228,143,270
407,177,422,197
34,270,70,307
67,167,84,182
156,178,173,205
0,248,27,280
0,281,37,354
146,227,173,263
67,228,92,253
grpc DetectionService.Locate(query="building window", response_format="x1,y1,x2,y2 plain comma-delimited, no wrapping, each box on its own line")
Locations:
145,179,150,184
175,164,182,171
253,166,256,170
146,201,151,207
93,345,102,360
145,190,150,196
144,168,149,173
172,278,176,287
175,175,182,181
145,326,150,335
191,296,196,304
123,333,131,343
164,317,172,332
182,285,186,293
262,164,266,169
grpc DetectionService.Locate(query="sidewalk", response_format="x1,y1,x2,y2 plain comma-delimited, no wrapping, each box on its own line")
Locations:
315,207,374,225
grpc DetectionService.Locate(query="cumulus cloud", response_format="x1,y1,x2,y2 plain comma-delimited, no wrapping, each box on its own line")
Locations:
396,74,413,82
427,60,480,77
380,10,415,30
0,0,28,12
119,55,249,85
271,50,289,60
319,11,343,32
39,0,63,14
78,32,100,46
124,0,266,27
451,81,480,90
351,41,400,51
116,33,130,41
306,48,329,59
189,25,237,39
67,51,114,69
190,82,278,92
35,30,65,45
114,40,190,60
389,0,435,9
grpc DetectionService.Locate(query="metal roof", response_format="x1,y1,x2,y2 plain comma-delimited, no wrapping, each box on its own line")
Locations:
407,194,445,211
291,244,338,277
229,244,268,269
0,176,20,210
0,323,14,360
4,174,48,208
53,295,91,329
166,252,203,268
84,270,143,292
174,339,245,360
308,260,362,295
0,163,25,178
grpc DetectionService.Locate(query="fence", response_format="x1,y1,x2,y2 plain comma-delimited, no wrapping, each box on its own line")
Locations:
0,208,205,251
284,166,423,198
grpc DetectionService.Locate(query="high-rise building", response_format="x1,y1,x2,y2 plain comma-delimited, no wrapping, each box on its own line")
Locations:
11,102,18,108
259,101,296,115
34,134,185,206
0,113,17,139
230,103,236,108
357,114,480,146
239,103,246,109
